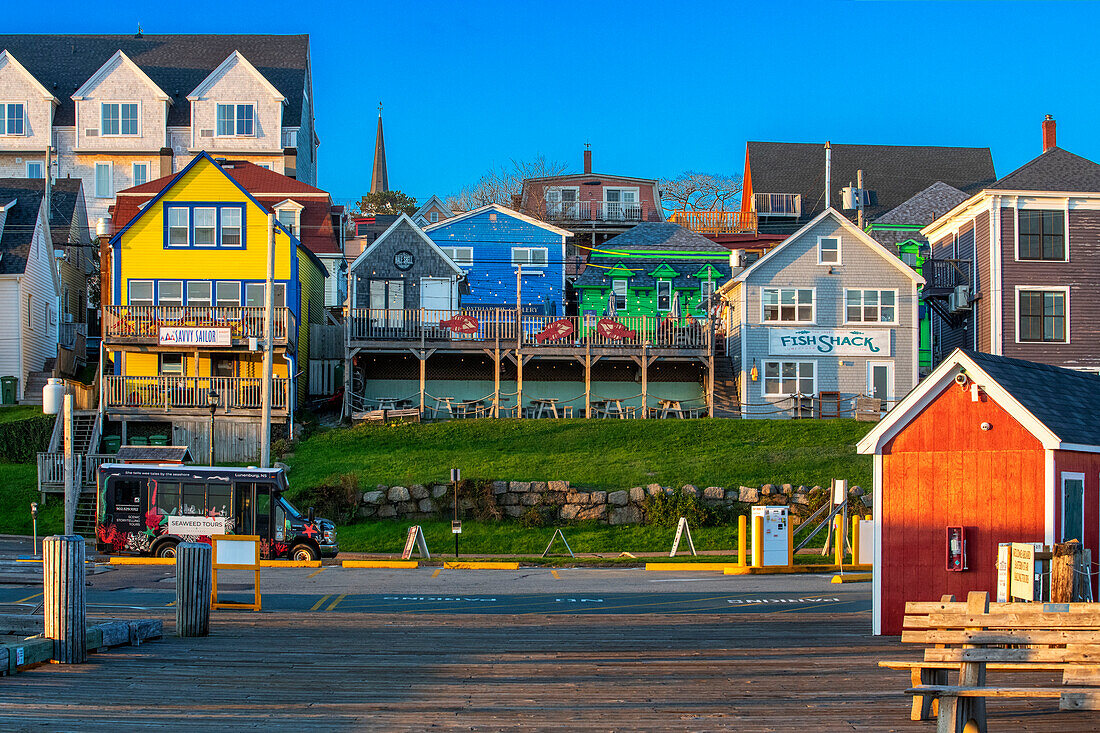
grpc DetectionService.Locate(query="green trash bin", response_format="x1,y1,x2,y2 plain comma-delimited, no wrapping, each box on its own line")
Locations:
130,436,149,446
0,376,17,406
148,434,168,446
102,435,121,454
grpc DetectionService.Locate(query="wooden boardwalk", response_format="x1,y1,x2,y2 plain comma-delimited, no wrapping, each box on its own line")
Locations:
1,609,1096,731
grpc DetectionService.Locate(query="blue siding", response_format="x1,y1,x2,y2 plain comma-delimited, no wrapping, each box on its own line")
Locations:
427,210,566,314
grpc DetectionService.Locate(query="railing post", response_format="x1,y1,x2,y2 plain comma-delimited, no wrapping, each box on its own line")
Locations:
175,542,212,637
43,535,86,664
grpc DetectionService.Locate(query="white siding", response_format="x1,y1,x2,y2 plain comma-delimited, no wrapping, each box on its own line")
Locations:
18,199,59,397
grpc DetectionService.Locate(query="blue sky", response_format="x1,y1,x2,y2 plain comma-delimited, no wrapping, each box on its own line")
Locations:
6,1,1095,207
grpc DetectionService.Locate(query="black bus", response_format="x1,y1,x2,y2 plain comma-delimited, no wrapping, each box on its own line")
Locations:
96,464,338,561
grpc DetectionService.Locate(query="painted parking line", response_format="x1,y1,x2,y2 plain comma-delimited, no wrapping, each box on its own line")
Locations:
727,597,840,604
13,591,42,604
325,593,348,611
306,568,325,579
309,594,332,612
431,568,442,579
550,570,561,580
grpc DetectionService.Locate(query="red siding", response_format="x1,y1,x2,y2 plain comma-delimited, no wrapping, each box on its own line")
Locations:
1053,451,1100,600
880,381,1045,634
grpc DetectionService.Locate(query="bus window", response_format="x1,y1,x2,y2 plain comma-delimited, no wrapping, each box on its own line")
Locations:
274,502,287,542
235,484,254,535
208,482,231,517
182,483,206,515
156,482,180,516
111,478,144,534
255,486,272,541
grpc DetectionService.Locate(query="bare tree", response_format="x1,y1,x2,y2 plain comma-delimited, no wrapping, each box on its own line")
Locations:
448,155,569,212
659,171,743,215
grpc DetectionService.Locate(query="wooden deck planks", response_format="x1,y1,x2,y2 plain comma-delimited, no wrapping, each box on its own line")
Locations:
1,610,1098,731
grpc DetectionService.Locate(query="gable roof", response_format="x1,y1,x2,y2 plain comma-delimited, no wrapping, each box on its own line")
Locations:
0,50,59,103
858,349,1100,455
573,222,732,291
348,213,463,275
987,147,1100,192
0,180,46,275
872,181,970,227
46,179,86,247
187,50,285,103
423,203,573,238
71,49,169,101
0,34,309,127
733,208,925,284
412,195,453,223
745,141,996,228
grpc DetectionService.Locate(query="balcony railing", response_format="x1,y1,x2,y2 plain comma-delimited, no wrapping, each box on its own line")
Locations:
667,210,758,234
59,321,87,349
543,200,660,224
348,308,710,350
921,259,971,291
103,306,292,343
752,193,801,217
103,375,289,412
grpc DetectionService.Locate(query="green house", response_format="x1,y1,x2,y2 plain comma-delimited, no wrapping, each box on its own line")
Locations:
572,223,731,322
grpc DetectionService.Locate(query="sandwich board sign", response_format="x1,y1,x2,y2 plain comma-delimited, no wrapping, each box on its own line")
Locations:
402,525,430,560
1010,542,1037,602
670,517,697,557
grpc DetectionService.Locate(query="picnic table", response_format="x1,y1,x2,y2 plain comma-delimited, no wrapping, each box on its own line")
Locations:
376,397,406,411
529,398,560,419
431,396,455,419
657,399,684,418
454,399,488,419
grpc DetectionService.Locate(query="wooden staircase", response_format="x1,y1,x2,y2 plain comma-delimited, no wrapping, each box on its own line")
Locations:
21,358,55,405
74,492,98,537
712,355,740,418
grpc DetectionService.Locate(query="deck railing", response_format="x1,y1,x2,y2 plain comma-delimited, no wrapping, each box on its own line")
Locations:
544,200,658,223
668,210,758,234
103,306,292,342
103,375,289,411
348,308,710,349
752,193,801,217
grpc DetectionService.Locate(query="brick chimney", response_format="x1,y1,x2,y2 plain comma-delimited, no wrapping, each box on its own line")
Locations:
583,145,592,174
1043,114,1057,152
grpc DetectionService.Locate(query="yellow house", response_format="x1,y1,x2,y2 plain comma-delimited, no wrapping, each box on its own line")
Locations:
104,152,328,461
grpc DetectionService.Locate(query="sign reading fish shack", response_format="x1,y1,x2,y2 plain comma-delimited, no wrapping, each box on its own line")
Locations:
159,327,232,347
768,328,892,357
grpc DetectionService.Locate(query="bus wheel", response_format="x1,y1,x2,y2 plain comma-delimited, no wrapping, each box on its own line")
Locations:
154,540,179,559
291,544,319,562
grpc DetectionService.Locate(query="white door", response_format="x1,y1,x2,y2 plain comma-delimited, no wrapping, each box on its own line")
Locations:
386,280,404,328
868,361,893,411
420,278,452,322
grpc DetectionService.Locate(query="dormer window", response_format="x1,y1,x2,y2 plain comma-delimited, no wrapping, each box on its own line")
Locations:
101,103,139,136
430,211,439,223
275,200,303,237
217,104,255,137
0,103,25,136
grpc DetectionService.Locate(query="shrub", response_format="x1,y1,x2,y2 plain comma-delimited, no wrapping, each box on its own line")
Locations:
0,415,55,462
642,491,712,528
295,473,360,523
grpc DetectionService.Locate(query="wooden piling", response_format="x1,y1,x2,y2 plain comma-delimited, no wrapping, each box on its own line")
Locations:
43,535,86,664
175,542,212,637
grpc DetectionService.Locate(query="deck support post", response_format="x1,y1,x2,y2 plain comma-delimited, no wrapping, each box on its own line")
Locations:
419,354,426,415
493,348,501,418
707,310,715,418
43,535,86,664
517,353,525,418
641,345,649,419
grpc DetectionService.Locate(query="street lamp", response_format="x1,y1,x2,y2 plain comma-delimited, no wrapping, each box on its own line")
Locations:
207,388,220,466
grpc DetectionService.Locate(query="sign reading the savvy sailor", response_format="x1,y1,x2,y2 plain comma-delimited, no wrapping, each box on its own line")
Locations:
159,327,232,347
768,329,892,356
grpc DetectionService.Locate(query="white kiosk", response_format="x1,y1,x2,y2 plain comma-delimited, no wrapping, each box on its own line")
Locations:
751,506,790,566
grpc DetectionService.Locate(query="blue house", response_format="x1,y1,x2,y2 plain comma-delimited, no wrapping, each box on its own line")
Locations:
424,204,571,315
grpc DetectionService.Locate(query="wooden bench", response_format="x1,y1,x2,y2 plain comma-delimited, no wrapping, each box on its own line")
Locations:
882,591,1100,730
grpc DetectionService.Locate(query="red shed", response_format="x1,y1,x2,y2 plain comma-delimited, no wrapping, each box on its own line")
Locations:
857,349,1100,635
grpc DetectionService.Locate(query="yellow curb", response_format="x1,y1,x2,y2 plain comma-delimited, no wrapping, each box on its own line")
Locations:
831,573,873,583
442,561,519,570
724,564,872,575
342,560,419,569
108,557,175,565
260,560,321,568
644,562,742,572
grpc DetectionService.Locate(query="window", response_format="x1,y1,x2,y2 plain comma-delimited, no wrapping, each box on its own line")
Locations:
762,288,814,322
1019,289,1067,342
1019,210,1065,260
181,483,205,514
194,207,216,246
216,104,255,136
221,207,242,247
700,279,715,309
167,207,189,246
186,281,212,307
441,247,473,267
129,280,154,306
155,482,180,515
900,250,918,267
430,211,439,223
132,162,148,187
101,103,138,136
25,161,43,179
158,281,183,306
244,282,287,308
846,289,896,324
512,247,548,267
657,280,672,311
159,353,184,377
276,208,298,236
1062,473,1085,543
215,281,241,307
0,103,24,135
763,361,816,397
818,236,840,264
94,162,112,198
612,279,628,310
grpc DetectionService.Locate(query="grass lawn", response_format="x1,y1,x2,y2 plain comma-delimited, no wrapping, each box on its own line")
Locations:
0,462,63,536
0,405,46,425
288,419,874,495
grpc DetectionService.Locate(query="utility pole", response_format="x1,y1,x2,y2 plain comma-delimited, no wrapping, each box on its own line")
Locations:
856,169,865,230
260,214,275,468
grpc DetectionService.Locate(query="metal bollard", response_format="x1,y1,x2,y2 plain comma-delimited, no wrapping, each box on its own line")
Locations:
43,535,87,664
175,542,212,637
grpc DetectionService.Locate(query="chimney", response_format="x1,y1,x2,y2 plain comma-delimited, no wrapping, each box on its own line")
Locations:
159,147,173,178
1042,114,1057,152
583,145,592,174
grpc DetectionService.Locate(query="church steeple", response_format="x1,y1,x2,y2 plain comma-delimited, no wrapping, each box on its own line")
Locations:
370,103,389,194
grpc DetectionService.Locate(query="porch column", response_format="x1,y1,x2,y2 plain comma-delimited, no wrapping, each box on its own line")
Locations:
516,351,524,418
419,353,426,415
584,341,591,419
493,347,501,418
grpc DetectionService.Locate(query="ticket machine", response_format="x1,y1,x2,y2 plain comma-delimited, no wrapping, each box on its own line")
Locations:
751,505,790,566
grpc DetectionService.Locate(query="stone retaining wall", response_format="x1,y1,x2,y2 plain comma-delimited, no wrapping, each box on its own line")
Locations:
354,481,871,525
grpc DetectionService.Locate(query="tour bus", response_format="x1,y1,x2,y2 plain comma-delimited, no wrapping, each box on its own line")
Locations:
96,464,338,561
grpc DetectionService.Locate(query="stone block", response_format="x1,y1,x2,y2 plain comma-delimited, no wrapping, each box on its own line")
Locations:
504,505,525,518
608,490,629,506
560,504,581,521
797,485,810,494
566,492,590,505
767,494,788,505
357,505,377,518
492,481,509,495
629,486,645,503
398,501,418,514
576,504,608,521
547,481,569,492
703,487,724,501
388,486,410,502
790,493,811,505
410,484,429,500
590,491,608,505
432,484,449,498
861,494,874,508
681,485,698,497
738,486,760,503
849,486,865,497
500,493,519,506
530,481,547,493
417,498,435,513
646,483,662,495
521,493,540,506
608,505,642,525
760,484,775,496
363,490,385,505
510,481,531,493
377,505,397,518
781,483,793,495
